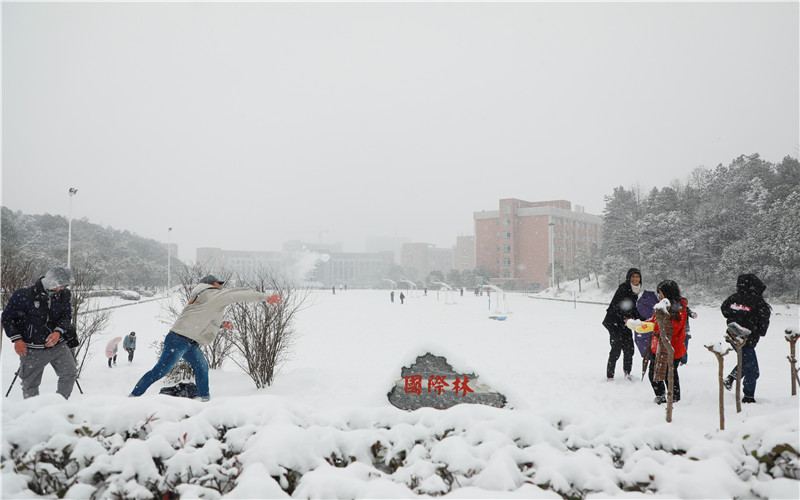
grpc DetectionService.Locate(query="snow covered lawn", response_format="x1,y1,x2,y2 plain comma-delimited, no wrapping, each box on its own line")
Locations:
3,289,799,498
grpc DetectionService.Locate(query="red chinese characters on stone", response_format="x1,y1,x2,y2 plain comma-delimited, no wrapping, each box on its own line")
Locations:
404,375,422,395
428,375,450,395
453,376,474,397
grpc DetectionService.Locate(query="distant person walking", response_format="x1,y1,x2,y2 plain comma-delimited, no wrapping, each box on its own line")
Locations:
602,268,645,381
106,337,121,368
123,332,137,363
399,292,405,304
390,290,395,303
129,274,282,401
721,274,771,403
1,266,78,399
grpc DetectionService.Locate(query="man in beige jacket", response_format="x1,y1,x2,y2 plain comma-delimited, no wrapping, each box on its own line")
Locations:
129,274,281,400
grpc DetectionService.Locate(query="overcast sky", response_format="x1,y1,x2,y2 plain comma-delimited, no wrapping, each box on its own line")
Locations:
3,2,798,261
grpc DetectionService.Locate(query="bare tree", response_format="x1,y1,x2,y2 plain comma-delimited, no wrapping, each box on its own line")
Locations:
70,257,111,377
228,269,309,388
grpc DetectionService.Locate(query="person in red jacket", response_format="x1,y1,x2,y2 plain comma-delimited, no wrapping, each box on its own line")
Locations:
645,280,687,404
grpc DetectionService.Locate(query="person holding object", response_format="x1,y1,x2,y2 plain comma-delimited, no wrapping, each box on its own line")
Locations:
632,280,687,404
602,268,646,381
1,266,78,399
123,332,137,363
721,274,771,403
129,274,283,401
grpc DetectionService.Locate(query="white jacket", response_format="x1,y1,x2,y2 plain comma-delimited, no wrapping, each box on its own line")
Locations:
170,284,271,346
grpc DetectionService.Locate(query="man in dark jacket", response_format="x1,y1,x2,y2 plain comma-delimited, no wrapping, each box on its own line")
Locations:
603,268,646,380
721,274,771,403
2,266,78,399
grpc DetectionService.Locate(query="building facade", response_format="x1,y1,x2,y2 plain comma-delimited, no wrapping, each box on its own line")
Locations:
453,235,476,271
474,199,602,290
400,243,455,280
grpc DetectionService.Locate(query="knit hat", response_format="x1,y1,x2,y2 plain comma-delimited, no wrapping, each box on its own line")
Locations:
41,266,74,291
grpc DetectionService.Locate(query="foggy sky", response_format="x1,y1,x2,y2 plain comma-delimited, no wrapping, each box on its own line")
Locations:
3,2,798,261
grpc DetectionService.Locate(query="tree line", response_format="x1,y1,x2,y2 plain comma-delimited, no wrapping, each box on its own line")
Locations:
598,154,800,300
1,206,180,296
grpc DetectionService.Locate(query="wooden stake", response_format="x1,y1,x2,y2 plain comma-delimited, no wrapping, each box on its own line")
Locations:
705,344,732,430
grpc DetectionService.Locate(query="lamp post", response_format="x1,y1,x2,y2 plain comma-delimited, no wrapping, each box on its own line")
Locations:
548,220,555,290
167,227,173,292
67,188,78,269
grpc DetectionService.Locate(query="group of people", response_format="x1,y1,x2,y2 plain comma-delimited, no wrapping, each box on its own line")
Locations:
2,268,282,401
603,268,771,404
1,264,774,404
105,332,136,367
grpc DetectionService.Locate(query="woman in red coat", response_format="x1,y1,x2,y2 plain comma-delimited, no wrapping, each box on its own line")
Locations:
645,280,687,404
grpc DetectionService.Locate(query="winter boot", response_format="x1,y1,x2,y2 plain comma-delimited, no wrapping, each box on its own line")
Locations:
742,396,756,403
723,375,734,391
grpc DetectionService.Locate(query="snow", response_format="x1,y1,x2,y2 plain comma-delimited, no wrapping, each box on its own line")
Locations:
3,287,799,498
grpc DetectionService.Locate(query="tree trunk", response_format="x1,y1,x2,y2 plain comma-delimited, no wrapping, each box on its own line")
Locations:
705,345,732,430
654,308,676,423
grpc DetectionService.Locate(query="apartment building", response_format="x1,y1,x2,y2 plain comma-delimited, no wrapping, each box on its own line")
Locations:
474,199,602,290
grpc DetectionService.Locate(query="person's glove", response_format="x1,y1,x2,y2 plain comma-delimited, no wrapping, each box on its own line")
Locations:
14,339,27,357
267,294,283,306
221,321,234,330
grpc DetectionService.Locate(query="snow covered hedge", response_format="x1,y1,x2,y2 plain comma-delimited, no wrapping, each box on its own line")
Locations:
3,395,798,499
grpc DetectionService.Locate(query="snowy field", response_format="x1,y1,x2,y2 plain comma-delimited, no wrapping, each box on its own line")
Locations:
2,287,799,499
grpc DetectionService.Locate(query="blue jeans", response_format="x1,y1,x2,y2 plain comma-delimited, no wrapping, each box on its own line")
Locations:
728,347,759,398
131,332,209,398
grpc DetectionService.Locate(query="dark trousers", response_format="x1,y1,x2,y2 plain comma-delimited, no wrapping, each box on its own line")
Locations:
607,330,634,378
649,357,681,401
126,348,135,362
728,347,759,398
108,355,117,367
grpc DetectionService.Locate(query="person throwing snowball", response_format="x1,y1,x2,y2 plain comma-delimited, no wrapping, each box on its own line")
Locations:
129,274,282,401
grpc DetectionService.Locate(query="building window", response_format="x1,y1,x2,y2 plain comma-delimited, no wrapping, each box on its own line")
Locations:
502,217,510,226
503,258,511,267
503,231,511,240
503,204,511,214
503,245,511,254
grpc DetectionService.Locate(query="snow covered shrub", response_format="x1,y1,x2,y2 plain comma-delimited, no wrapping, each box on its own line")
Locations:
227,270,309,388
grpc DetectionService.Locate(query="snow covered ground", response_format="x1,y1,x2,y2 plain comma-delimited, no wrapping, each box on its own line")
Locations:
2,287,799,498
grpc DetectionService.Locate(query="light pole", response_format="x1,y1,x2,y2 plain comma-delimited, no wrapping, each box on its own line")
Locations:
67,188,78,269
548,219,555,290
167,227,173,292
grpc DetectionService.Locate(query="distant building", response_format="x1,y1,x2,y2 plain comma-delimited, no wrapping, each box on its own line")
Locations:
474,199,602,290
196,248,283,277
315,251,395,287
401,243,454,280
365,235,409,264
453,235,476,272
196,246,393,287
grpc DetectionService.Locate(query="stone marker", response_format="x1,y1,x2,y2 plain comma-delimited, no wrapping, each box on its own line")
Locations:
387,353,507,410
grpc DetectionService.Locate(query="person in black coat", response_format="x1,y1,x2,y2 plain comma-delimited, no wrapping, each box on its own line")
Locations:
721,274,771,403
2,267,78,399
602,268,646,380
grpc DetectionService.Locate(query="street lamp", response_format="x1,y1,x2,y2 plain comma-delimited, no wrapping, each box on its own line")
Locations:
548,220,555,290
67,188,78,269
167,227,173,292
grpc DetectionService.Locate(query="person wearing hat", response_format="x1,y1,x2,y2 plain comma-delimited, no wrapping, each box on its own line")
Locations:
123,332,137,363
129,274,283,401
2,266,78,399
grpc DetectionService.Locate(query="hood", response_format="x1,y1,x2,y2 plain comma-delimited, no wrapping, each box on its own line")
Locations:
625,268,641,282
737,274,766,296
